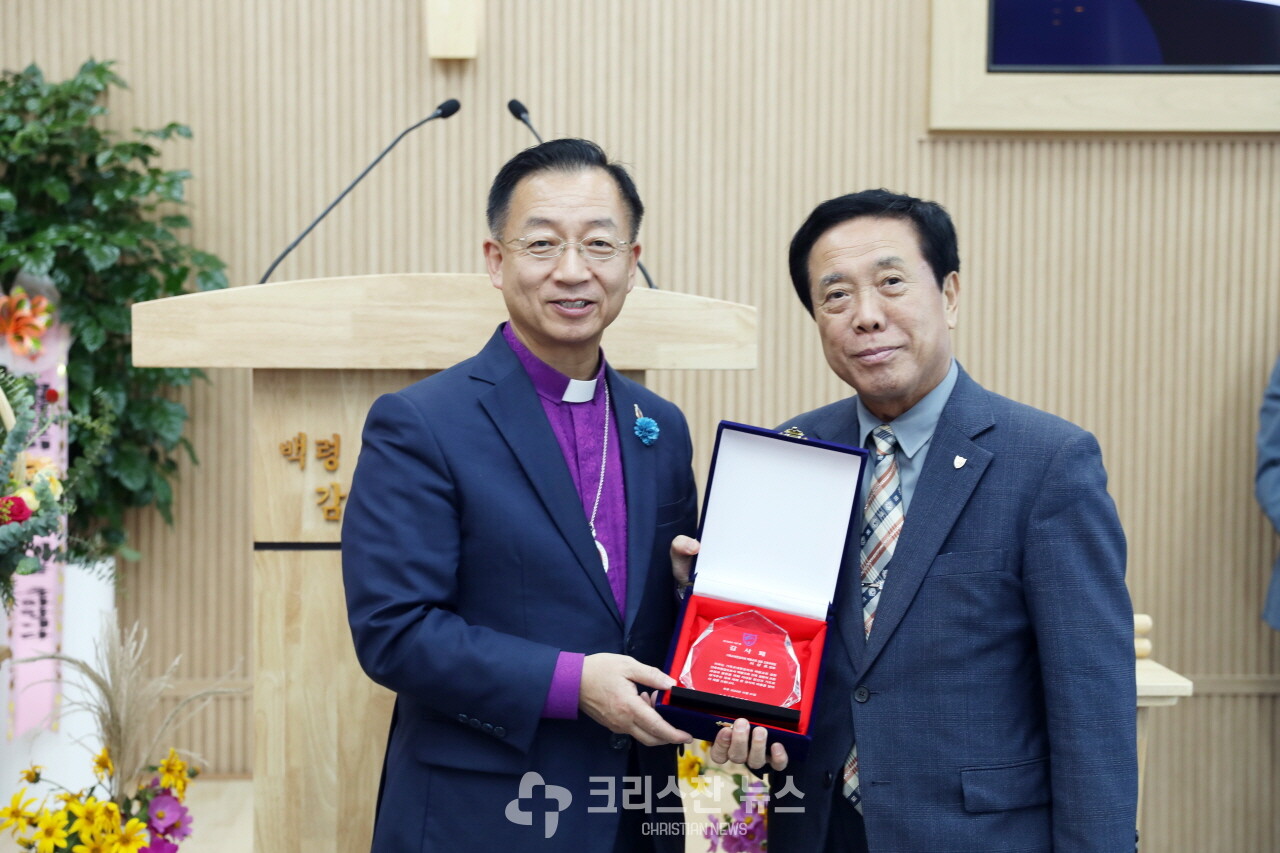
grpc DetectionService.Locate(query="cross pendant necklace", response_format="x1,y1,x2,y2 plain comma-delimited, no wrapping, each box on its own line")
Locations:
588,381,611,573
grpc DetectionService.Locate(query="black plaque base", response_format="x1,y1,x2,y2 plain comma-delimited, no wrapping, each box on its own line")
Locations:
667,686,802,729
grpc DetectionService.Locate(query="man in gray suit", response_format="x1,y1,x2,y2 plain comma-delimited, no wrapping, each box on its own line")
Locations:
679,189,1137,852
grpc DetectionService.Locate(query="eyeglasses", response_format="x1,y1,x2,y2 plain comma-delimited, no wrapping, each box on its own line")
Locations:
505,234,632,262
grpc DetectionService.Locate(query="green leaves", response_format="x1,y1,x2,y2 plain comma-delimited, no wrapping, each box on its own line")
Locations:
77,319,107,352
142,122,192,141
83,242,121,271
0,59,228,562
20,244,56,277
41,177,70,205
114,446,150,492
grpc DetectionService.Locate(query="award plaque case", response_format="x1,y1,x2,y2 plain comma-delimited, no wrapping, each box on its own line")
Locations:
657,421,867,760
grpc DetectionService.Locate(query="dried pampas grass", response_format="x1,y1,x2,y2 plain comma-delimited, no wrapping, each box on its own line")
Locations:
20,619,243,804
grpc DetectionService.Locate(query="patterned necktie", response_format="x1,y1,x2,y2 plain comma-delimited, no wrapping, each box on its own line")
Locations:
842,424,904,811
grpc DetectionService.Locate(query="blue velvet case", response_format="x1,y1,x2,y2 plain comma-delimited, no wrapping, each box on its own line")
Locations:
655,421,867,760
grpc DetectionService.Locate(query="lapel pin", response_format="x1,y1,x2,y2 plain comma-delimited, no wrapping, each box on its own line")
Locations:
953,455,967,469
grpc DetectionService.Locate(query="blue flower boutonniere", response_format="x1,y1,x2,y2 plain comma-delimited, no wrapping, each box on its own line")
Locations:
633,404,659,446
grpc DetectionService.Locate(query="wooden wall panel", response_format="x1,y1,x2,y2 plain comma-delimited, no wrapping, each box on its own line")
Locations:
5,1,1279,849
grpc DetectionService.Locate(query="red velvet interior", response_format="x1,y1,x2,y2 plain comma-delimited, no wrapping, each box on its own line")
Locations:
662,594,826,735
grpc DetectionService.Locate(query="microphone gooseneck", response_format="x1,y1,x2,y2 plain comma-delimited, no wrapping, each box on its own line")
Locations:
258,98,462,283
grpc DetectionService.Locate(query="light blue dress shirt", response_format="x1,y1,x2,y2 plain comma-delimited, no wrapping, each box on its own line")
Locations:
856,359,959,514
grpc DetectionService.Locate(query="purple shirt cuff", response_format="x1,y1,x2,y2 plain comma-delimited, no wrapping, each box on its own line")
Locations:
542,652,585,719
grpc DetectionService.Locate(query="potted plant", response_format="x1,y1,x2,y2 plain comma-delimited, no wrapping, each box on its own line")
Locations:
0,59,227,562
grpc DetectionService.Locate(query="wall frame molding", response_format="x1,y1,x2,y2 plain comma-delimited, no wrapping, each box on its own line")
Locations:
930,0,1280,132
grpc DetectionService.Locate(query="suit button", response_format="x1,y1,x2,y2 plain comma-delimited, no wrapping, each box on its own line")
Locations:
494,726,506,738
823,771,834,788
483,723,494,734
611,733,631,750
457,713,468,724
854,685,871,703
469,718,482,729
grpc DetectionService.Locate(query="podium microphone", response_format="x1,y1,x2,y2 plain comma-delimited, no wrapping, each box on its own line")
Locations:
259,98,462,283
505,98,656,289
506,99,543,144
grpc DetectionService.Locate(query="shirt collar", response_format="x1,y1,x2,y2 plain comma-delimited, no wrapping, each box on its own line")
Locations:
502,322,604,403
856,359,959,458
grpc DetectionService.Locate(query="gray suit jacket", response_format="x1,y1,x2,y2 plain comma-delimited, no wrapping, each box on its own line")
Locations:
767,367,1137,853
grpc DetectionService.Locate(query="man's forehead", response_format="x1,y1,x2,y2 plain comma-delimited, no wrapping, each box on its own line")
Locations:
519,214,619,232
811,217,923,265
511,167,628,229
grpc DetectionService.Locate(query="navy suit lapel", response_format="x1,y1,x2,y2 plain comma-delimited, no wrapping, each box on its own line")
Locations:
858,371,994,674
473,333,623,627
608,371,656,634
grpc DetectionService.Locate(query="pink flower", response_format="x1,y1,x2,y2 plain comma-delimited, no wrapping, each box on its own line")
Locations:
167,810,194,841
141,837,179,853
703,814,722,852
146,792,185,833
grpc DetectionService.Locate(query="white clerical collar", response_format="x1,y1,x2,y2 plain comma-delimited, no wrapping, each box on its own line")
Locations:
563,377,598,403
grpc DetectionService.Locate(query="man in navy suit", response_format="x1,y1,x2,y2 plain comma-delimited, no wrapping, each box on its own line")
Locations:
342,139,697,851
685,190,1137,852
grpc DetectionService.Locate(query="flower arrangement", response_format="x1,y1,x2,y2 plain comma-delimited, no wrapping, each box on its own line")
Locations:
0,367,66,609
2,621,239,853
2,746,196,853
677,740,770,853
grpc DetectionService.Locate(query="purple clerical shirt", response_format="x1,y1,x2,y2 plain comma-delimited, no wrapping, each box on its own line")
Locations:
502,324,629,719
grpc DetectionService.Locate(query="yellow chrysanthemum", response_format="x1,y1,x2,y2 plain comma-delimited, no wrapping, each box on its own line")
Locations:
1,788,37,833
25,455,56,477
70,831,108,853
157,749,188,797
94,801,121,835
66,797,104,838
19,765,42,784
30,809,68,853
677,749,705,782
108,817,147,853
91,748,112,782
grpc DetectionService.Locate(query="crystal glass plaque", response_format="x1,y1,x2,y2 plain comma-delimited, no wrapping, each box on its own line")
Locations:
678,610,801,708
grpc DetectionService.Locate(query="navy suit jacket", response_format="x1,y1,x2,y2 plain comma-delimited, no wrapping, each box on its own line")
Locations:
1257,354,1280,629
767,367,1137,853
342,328,698,851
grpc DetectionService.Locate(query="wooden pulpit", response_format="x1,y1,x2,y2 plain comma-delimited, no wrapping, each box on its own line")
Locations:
131,274,758,853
